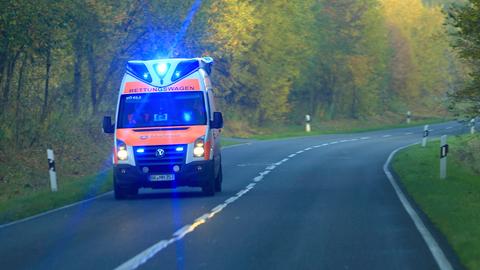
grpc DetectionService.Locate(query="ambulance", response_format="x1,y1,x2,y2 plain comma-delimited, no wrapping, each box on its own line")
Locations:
103,57,223,199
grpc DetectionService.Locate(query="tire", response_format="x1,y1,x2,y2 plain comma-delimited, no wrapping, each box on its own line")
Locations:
215,164,223,192
114,183,128,200
114,177,138,200
202,167,216,197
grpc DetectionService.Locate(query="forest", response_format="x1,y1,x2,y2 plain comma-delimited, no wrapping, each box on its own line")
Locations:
0,0,477,193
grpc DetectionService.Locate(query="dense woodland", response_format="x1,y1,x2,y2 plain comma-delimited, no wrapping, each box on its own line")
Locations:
0,0,478,190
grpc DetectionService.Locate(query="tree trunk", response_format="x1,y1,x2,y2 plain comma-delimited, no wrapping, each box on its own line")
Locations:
73,38,83,113
87,43,98,114
40,47,52,122
15,53,28,149
1,50,20,115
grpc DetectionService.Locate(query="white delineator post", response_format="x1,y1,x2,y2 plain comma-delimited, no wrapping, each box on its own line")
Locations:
406,111,411,124
440,135,448,180
305,114,311,133
47,149,58,192
422,124,429,147
471,118,476,134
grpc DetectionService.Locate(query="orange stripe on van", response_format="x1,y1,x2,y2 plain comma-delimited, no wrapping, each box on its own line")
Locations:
116,126,206,146
123,79,201,94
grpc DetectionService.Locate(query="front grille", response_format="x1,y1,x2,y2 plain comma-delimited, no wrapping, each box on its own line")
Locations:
133,145,186,166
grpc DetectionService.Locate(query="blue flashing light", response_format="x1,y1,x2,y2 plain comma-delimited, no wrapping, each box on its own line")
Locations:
143,73,149,79
176,147,184,152
156,63,169,77
175,71,181,78
136,148,145,153
183,112,192,122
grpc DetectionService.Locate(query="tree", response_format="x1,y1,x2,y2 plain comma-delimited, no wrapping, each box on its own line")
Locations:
446,0,480,116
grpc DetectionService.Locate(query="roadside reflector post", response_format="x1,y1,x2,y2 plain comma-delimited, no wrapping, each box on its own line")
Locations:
440,135,448,179
406,111,411,124
305,114,311,133
422,125,429,147
471,118,475,134
47,149,58,192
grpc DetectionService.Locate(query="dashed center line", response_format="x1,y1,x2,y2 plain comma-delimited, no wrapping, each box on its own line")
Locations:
114,136,373,270
382,135,392,138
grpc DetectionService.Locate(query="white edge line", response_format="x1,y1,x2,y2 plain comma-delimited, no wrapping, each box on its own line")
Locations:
0,191,113,229
221,142,252,149
384,144,453,270
0,143,252,229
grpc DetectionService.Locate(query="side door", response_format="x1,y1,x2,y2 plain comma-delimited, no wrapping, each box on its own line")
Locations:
206,90,221,168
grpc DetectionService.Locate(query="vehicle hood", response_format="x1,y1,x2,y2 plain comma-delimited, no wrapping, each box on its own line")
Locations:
116,126,206,146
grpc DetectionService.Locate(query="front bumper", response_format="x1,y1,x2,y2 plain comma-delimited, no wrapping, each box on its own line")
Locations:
114,160,214,189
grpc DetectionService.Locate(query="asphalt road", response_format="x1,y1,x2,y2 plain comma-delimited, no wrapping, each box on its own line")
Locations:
0,121,470,270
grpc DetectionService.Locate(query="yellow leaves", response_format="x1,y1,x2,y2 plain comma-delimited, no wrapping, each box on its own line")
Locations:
348,56,373,88
380,0,453,107
207,0,258,58
381,0,424,31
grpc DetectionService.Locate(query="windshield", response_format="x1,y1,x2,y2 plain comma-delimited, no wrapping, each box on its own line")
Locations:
117,92,207,128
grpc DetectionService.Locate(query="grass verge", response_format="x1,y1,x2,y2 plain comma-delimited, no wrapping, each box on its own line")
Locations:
0,170,112,225
242,117,450,140
392,134,480,270
0,141,243,225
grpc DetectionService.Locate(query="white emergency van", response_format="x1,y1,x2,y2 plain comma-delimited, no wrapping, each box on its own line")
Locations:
103,57,223,199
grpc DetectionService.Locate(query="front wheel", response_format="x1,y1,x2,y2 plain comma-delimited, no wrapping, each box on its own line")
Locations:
215,164,223,192
202,167,216,197
114,177,138,200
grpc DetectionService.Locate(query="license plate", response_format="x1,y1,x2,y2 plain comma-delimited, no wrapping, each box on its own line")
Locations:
149,174,175,181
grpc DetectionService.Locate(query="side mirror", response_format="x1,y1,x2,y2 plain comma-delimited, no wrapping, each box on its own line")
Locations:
210,112,223,129
103,116,115,134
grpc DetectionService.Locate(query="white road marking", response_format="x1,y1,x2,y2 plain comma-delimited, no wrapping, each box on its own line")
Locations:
360,137,370,140
446,127,452,130
211,204,227,214
382,135,392,138
405,132,413,135
114,135,383,269
304,147,313,151
246,183,256,189
253,176,263,182
225,197,238,204
384,144,453,270
266,165,276,170
260,171,270,176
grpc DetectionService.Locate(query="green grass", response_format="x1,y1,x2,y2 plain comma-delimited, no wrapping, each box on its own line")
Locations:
0,139,243,225
0,170,112,224
392,135,480,270
246,117,450,140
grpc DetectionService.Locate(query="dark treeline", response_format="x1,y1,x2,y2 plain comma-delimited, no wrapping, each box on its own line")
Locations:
0,0,470,154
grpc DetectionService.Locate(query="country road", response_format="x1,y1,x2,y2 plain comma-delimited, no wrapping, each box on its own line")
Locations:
0,122,469,270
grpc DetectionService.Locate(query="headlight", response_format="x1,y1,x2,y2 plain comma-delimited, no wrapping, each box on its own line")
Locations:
117,140,128,160
193,136,205,157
